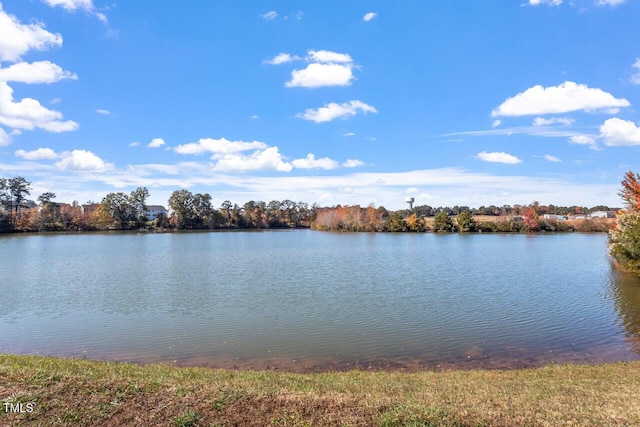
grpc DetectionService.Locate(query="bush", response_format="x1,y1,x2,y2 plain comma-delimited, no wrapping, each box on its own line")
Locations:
609,212,640,275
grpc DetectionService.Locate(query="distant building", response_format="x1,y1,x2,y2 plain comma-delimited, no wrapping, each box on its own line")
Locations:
589,211,615,219
543,214,567,221
146,205,167,220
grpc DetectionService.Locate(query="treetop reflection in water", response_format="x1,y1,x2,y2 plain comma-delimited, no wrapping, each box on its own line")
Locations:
1,231,639,372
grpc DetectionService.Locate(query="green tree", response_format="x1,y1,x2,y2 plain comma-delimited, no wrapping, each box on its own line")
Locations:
456,210,476,232
102,192,133,229
129,187,149,224
610,171,640,275
609,212,640,274
168,189,195,229
433,211,456,232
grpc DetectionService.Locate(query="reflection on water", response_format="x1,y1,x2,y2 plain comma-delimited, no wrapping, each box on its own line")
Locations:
608,264,640,354
1,231,640,372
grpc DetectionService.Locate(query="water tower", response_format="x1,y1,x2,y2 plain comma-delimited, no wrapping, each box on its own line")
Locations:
406,197,415,211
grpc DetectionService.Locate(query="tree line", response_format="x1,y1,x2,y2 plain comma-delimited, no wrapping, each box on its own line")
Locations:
0,175,618,234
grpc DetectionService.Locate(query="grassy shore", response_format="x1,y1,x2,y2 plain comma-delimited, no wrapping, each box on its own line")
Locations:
2,355,640,426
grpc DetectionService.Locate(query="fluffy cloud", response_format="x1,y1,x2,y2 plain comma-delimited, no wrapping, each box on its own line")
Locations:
296,100,377,123
55,149,113,171
363,12,377,22
569,134,597,148
261,11,277,21
631,59,640,85
307,50,353,64
0,4,63,62
41,0,107,23
477,151,522,164
213,147,292,173
599,118,640,146
280,49,356,88
291,153,339,170
544,154,561,162
0,61,77,84
532,117,574,126
15,147,58,160
174,137,268,156
264,53,299,65
147,138,166,148
0,127,10,146
285,63,355,88
0,82,78,132
342,159,365,168
491,81,630,117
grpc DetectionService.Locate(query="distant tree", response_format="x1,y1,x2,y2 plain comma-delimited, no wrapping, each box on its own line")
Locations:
387,212,408,232
129,187,149,223
524,207,539,232
433,211,456,232
456,210,476,232
405,213,426,232
102,192,133,229
168,189,196,229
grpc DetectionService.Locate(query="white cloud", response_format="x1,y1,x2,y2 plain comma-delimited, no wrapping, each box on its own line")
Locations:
261,11,277,21
264,52,299,65
491,119,502,128
569,134,598,148
285,63,355,88
491,81,630,117
600,118,640,146
631,59,640,85
129,141,140,147
0,82,78,132
363,12,378,22
147,137,166,148
291,153,339,170
0,4,63,62
0,61,77,84
213,147,292,173
342,159,365,168
15,147,58,160
174,137,268,156
55,149,113,171
532,117,574,126
0,127,11,146
250,115,259,120
49,98,61,104
307,50,353,64
527,0,562,6
296,100,377,123
95,108,110,115
544,154,561,162
342,132,356,137
477,151,522,164
596,0,624,6
42,0,107,23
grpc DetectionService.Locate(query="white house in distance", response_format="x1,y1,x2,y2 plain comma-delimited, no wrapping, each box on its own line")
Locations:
146,205,168,220
589,211,615,219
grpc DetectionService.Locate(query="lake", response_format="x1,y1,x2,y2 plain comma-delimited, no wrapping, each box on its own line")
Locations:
2,231,640,372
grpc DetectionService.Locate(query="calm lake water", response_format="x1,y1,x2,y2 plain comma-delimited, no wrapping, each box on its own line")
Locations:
2,231,640,371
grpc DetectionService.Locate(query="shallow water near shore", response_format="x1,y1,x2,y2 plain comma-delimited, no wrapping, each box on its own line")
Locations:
2,230,640,372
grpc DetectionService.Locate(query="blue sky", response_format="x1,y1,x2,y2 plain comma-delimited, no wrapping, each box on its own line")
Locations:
1,0,639,209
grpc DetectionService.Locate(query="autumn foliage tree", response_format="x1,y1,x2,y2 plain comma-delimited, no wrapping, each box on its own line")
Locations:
619,170,640,211
610,171,640,276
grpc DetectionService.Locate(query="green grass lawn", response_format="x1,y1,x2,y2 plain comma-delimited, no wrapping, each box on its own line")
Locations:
1,354,640,426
